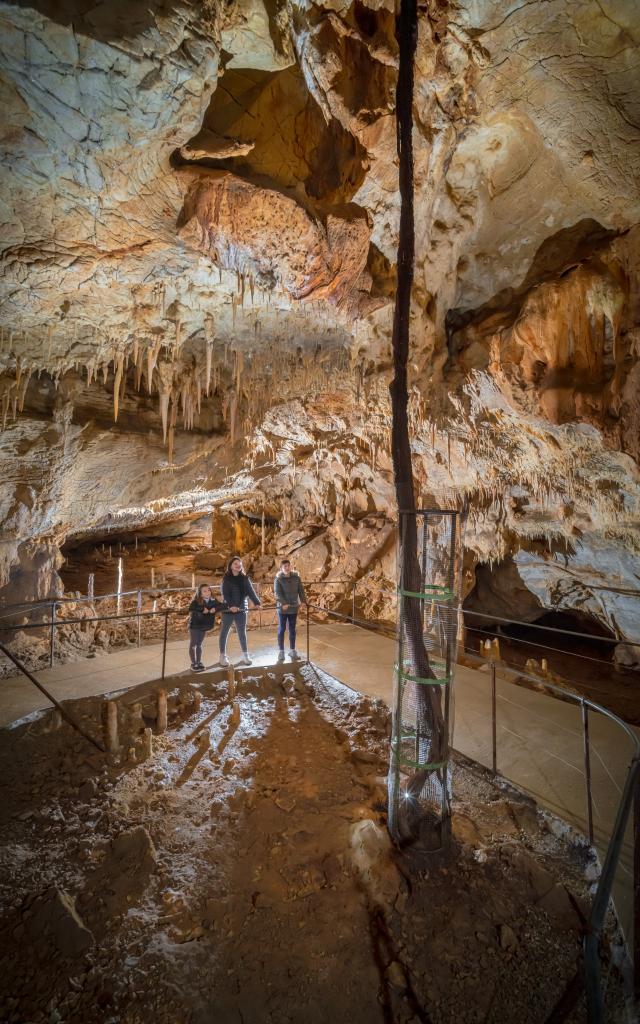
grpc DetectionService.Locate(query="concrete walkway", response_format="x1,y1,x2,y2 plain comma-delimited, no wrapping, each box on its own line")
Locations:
1,619,636,938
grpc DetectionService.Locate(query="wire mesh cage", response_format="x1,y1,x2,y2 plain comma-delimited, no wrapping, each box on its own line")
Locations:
388,508,465,851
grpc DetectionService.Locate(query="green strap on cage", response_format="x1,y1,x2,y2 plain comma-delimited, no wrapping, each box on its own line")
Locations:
398,587,455,601
392,750,449,771
399,669,450,686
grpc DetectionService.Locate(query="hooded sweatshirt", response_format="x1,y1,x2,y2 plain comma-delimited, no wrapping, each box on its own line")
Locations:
274,570,306,611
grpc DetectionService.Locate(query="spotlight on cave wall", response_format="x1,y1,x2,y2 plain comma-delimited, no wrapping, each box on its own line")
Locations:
388,508,466,851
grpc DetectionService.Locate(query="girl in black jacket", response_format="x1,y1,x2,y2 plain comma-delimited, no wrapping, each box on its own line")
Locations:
219,556,260,666
188,583,226,671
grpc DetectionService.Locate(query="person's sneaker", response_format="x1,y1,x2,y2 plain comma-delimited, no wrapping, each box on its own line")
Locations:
193,663,205,673
277,650,285,663
190,662,198,671
219,653,230,667
288,649,301,661
238,654,252,666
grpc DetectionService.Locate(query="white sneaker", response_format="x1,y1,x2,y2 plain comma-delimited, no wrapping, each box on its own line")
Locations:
289,649,301,661
277,650,285,663
238,654,252,666
219,653,230,667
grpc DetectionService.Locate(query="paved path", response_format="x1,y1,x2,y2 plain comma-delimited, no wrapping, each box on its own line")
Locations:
1,619,636,937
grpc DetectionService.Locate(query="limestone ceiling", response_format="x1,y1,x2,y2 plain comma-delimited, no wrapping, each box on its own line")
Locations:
0,0,639,637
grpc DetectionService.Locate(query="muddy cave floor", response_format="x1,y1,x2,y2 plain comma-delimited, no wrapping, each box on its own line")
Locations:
0,665,626,1024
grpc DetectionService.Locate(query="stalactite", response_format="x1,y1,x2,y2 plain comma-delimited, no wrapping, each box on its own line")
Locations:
167,398,177,465
159,387,170,443
113,354,124,422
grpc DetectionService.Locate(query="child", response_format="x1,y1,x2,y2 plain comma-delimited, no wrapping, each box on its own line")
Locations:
188,583,225,672
273,558,307,662
219,556,261,666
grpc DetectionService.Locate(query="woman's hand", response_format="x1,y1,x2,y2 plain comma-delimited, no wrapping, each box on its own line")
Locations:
282,603,289,611
230,606,240,613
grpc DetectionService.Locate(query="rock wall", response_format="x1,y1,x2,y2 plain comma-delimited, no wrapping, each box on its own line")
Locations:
0,0,639,662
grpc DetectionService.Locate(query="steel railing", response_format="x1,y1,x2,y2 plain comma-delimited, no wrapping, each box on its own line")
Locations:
0,590,638,1021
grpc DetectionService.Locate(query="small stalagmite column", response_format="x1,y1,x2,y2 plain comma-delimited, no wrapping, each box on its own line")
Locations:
141,727,153,760
104,701,119,753
116,557,123,614
157,689,168,733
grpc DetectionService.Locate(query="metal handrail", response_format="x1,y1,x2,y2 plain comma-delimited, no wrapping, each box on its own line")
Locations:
304,602,640,1022
0,594,637,1017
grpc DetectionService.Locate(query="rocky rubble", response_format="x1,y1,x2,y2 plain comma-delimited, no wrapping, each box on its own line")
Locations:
0,664,625,1022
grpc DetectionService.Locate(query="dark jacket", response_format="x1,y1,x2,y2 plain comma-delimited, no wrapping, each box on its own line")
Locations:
189,596,225,630
221,573,260,611
274,571,306,610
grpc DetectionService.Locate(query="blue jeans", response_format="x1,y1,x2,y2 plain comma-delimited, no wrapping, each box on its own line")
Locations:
277,611,297,651
219,611,248,654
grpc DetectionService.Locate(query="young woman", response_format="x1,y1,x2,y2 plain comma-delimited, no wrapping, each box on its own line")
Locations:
219,556,261,666
188,583,225,671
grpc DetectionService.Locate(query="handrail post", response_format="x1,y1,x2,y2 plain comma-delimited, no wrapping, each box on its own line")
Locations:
306,603,310,664
161,608,169,680
630,765,634,1003
581,701,595,846
49,601,56,668
352,581,356,623
137,590,142,648
491,661,497,774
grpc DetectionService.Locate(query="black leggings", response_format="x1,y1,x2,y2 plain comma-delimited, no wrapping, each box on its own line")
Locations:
189,628,207,665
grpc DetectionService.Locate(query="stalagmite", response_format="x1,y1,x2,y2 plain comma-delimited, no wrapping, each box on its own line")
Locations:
116,557,123,614
205,337,213,396
104,700,119,753
141,727,153,759
157,689,167,733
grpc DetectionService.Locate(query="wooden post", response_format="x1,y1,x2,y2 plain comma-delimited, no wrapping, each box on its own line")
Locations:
227,664,235,700
161,609,169,679
87,573,94,600
137,590,142,647
261,505,266,556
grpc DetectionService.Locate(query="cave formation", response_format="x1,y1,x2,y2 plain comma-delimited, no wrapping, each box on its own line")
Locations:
0,0,639,1020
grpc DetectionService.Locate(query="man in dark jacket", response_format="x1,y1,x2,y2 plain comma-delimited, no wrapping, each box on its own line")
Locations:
273,559,307,662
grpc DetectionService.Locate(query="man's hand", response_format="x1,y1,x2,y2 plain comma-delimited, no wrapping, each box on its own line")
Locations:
230,606,240,613
282,603,289,611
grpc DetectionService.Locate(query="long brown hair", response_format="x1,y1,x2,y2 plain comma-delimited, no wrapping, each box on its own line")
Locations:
224,555,245,577
195,582,211,605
